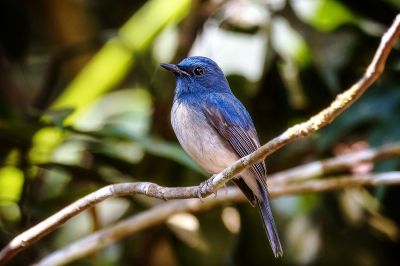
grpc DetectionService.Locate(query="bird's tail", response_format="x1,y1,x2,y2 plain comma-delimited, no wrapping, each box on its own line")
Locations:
255,181,283,257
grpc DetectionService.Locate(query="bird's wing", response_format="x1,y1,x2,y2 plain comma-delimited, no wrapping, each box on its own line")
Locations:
201,94,268,190
202,93,283,257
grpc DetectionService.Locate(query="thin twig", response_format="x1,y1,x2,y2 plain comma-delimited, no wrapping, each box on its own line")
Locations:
34,172,400,266
270,142,400,184
0,13,399,266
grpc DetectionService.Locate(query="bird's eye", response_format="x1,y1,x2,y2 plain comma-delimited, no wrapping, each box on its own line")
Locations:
193,67,204,76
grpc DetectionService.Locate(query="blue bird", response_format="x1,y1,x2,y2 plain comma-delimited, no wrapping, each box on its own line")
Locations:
161,56,283,257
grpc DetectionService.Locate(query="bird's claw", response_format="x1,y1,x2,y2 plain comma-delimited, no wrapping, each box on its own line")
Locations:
197,175,217,201
214,188,218,198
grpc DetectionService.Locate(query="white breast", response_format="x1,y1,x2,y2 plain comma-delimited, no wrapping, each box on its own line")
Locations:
171,101,239,174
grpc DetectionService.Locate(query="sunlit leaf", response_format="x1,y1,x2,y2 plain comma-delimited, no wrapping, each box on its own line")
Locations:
75,88,152,136
0,166,24,202
38,168,71,200
0,202,21,222
4,149,20,166
97,140,145,164
94,124,203,173
271,17,311,67
135,136,204,173
52,0,191,124
29,127,66,164
273,194,319,217
191,20,267,82
42,108,75,128
293,0,358,32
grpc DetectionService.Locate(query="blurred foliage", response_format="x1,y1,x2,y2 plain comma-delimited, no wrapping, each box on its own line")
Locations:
0,0,399,265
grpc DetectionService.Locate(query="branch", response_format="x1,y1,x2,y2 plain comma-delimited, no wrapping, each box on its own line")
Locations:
194,13,400,197
270,142,400,184
2,142,400,265
1,13,399,266
35,172,400,266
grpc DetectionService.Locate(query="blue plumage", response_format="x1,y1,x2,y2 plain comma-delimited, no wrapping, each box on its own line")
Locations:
162,56,283,257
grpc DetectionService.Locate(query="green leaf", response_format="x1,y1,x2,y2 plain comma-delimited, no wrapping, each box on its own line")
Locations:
294,0,358,32
0,166,24,202
51,0,191,124
100,125,204,173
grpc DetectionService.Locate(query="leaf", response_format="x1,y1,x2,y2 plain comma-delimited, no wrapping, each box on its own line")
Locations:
0,166,24,202
100,125,204,173
317,84,400,151
51,0,191,124
293,0,358,32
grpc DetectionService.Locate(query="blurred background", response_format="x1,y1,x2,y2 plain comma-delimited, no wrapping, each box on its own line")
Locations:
1,0,400,265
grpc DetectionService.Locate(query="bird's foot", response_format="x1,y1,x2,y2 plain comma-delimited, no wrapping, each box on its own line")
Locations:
197,175,217,201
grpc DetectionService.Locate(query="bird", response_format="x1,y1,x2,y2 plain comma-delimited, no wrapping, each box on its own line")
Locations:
161,56,283,257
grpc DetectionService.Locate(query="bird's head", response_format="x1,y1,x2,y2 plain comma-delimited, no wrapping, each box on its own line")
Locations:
161,56,231,97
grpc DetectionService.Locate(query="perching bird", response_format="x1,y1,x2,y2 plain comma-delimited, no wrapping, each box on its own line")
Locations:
161,56,283,257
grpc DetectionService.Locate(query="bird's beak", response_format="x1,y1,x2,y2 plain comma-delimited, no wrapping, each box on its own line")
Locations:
160,63,190,76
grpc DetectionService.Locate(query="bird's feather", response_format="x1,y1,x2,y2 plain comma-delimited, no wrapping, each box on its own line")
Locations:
202,93,283,257
165,56,283,257
201,93,267,186
231,179,256,206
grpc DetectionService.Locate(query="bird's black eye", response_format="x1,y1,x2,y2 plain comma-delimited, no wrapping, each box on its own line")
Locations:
193,67,204,76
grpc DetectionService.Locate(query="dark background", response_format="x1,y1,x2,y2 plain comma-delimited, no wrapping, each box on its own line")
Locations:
0,0,400,265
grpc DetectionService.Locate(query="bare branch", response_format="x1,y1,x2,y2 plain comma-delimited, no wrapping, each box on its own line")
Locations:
194,13,400,197
270,142,400,184
35,172,400,266
0,13,399,266
2,142,400,265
